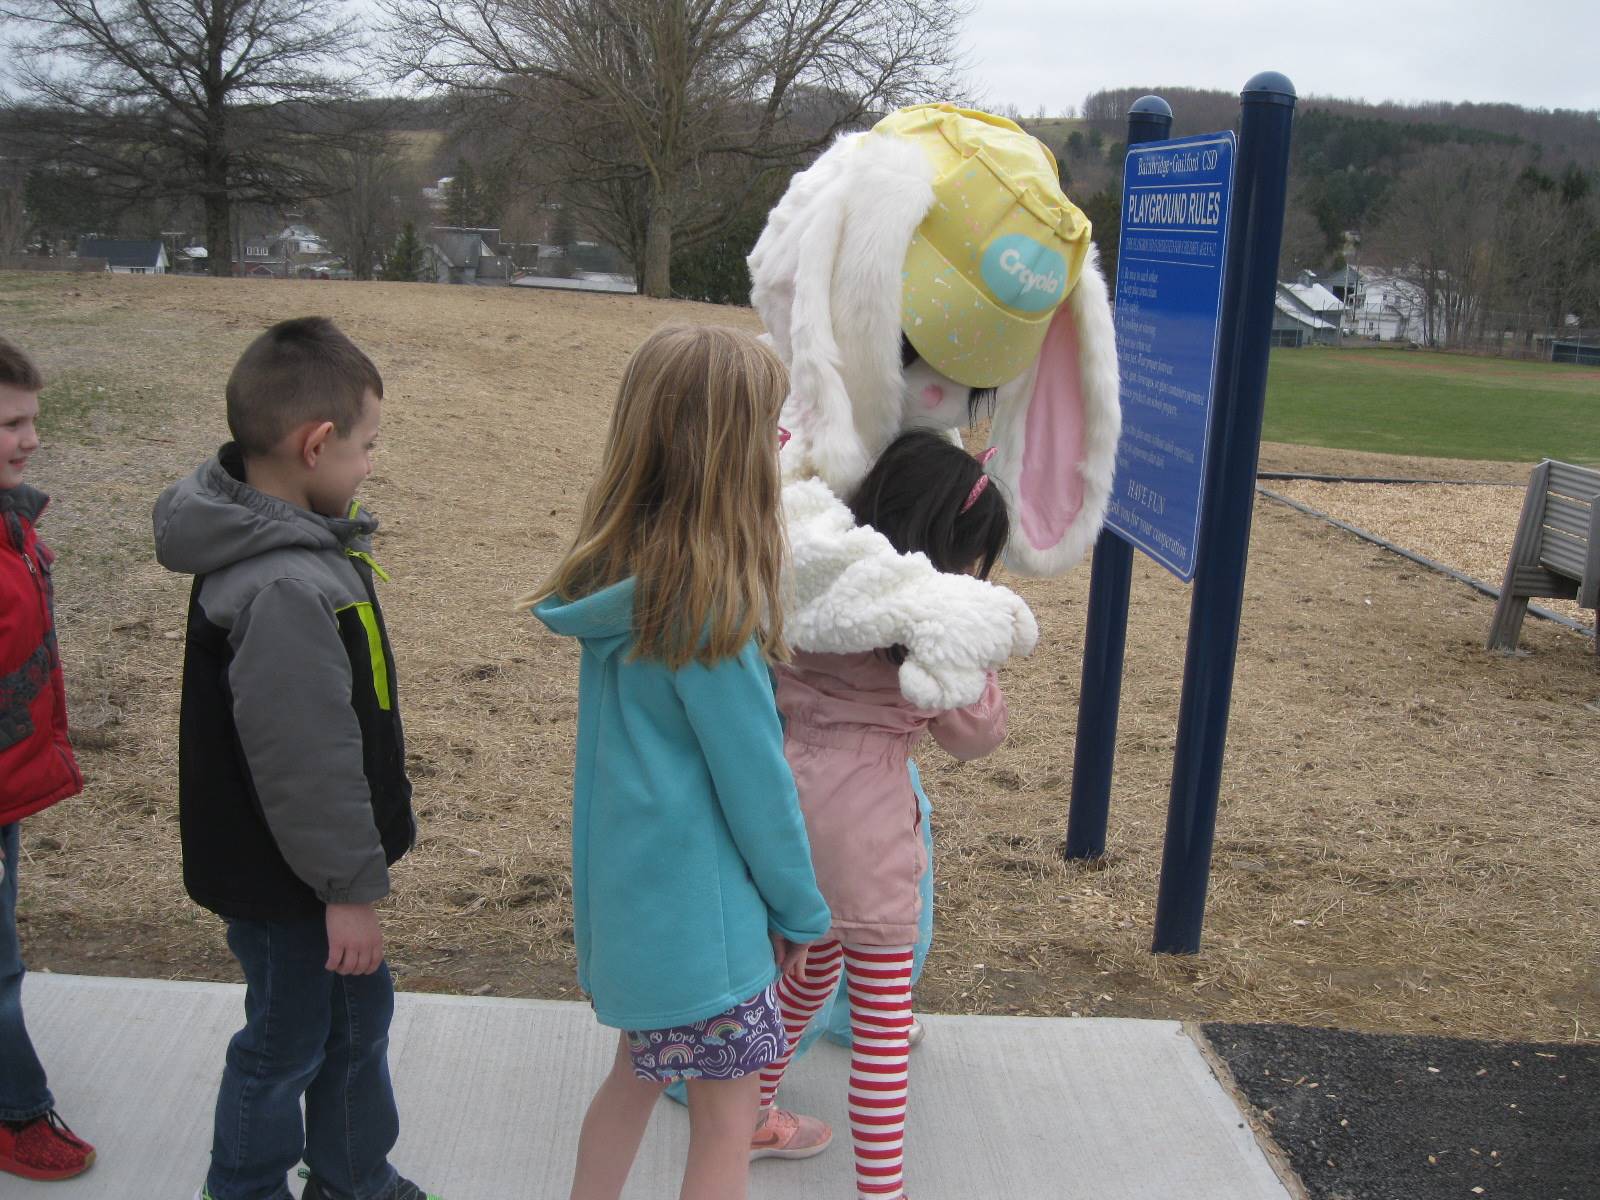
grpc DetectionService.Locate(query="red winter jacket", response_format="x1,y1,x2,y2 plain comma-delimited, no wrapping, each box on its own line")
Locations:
1,485,83,825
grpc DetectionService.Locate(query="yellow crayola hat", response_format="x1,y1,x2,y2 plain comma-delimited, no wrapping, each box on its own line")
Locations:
874,103,1093,389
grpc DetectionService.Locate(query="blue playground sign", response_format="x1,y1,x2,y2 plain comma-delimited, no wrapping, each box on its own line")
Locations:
1106,132,1236,581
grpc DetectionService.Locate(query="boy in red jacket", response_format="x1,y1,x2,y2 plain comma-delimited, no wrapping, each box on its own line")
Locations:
0,336,95,1182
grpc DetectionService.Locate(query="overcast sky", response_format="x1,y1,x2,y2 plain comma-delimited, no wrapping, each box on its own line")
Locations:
963,0,1600,114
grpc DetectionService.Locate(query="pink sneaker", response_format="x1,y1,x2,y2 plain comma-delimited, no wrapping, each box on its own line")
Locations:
750,1107,832,1160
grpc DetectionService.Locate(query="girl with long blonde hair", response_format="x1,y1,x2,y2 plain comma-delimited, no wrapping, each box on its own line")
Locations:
526,324,830,1200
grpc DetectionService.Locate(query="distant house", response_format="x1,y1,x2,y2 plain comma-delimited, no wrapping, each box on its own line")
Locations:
1343,271,1424,342
422,177,453,208
1320,264,1360,305
77,238,168,275
275,224,329,257
1283,274,1345,325
1272,281,1339,347
241,237,282,276
1322,267,1425,341
293,260,349,280
427,226,515,284
239,225,336,277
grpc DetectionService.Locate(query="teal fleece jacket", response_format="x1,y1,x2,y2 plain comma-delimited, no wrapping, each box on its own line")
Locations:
534,579,831,1030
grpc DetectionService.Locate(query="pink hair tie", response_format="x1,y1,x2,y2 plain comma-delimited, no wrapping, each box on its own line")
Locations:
961,446,998,513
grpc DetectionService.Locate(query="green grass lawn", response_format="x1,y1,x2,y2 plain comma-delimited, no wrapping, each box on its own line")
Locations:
1263,346,1599,464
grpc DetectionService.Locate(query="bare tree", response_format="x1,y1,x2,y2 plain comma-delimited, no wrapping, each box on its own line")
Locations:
1370,145,1517,347
0,189,25,257
2,0,369,275
1497,165,1600,351
308,134,432,280
1277,191,1331,277
379,0,969,296
1497,178,1570,351
0,159,26,257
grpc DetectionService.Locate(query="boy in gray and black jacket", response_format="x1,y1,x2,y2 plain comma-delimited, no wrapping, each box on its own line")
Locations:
153,317,440,1200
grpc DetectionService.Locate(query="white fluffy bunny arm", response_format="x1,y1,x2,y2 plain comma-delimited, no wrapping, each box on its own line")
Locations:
782,478,1038,710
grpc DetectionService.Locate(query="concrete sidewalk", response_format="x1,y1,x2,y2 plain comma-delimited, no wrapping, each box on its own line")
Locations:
12,973,1295,1199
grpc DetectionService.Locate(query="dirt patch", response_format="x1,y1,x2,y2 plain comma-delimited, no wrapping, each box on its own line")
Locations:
6,273,1598,1042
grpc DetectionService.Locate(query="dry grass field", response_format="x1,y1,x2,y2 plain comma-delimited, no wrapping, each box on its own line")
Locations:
3,271,1596,1044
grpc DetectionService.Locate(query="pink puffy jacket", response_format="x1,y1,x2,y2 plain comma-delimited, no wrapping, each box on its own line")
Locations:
775,650,1007,945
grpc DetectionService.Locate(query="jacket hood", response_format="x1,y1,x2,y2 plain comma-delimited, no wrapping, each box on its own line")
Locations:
153,443,377,576
0,483,48,525
532,578,635,659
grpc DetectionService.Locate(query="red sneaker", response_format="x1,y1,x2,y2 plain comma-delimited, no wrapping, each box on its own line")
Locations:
0,1110,97,1181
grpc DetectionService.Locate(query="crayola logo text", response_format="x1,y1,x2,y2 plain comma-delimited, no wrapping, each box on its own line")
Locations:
1000,250,1060,295
980,234,1068,313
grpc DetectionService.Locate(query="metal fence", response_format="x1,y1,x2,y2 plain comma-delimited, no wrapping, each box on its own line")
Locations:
1549,335,1600,365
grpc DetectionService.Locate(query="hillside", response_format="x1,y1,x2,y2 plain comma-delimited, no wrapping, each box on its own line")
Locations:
1018,88,1600,286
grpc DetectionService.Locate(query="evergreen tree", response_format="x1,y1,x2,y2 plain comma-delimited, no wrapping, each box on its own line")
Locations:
444,158,483,227
1082,184,1122,284
670,205,766,304
383,221,429,281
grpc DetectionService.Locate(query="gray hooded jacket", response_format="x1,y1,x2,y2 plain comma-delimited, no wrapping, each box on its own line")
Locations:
154,446,411,912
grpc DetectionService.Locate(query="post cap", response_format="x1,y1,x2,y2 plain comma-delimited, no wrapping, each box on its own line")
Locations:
1128,95,1173,119
1241,72,1296,106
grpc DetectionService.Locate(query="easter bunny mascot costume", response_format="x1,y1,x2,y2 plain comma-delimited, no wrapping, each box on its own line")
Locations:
750,103,1122,703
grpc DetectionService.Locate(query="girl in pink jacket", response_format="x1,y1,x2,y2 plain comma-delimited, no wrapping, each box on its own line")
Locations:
755,430,1013,1200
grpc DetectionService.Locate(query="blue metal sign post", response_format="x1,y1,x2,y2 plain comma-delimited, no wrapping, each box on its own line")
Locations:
1065,96,1172,863
1105,132,1236,579
1152,73,1297,953
1063,76,1297,955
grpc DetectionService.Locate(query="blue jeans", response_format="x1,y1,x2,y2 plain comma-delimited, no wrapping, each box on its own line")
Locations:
666,760,935,1106
205,915,401,1200
0,821,54,1123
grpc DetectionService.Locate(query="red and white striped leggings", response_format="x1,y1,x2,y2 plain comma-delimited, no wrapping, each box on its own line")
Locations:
760,939,915,1199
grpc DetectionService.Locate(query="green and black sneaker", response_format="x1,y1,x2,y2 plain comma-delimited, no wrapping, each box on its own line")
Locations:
300,1172,443,1200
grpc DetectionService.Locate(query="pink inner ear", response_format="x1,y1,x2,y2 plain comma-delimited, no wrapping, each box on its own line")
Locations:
1019,306,1087,551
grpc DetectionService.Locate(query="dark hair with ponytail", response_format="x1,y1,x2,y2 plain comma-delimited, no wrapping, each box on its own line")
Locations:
848,429,1011,663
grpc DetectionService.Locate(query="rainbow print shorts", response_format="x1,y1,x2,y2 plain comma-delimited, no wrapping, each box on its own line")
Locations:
625,982,788,1082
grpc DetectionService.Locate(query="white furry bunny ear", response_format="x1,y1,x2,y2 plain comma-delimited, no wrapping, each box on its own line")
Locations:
749,131,936,498
986,244,1121,577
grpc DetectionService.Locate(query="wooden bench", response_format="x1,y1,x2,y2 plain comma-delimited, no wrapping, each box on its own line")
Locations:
1487,459,1600,653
